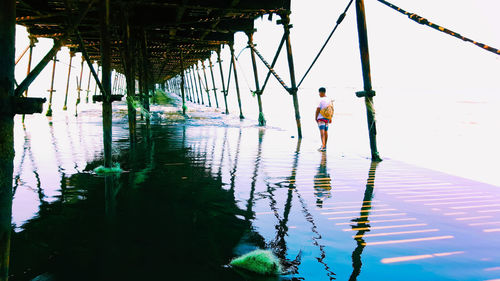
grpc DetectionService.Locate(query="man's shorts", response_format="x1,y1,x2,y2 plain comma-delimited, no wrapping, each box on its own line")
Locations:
317,119,329,131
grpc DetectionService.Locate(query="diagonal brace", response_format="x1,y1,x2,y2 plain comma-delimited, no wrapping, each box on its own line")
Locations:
248,42,292,94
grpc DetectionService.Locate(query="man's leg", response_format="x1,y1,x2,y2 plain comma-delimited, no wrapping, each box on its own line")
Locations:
324,129,328,148
320,129,326,149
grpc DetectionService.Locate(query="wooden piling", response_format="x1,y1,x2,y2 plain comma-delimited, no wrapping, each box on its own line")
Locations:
63,51,74,111
216,49,229,114
100,0,112,168
124,14,137,143
189,66,200,104
195,64,205,105
140,30,150,127
208,57,219,108
85,62,92,103
45,54,58,117
75,56,84,116
229,43,244,119
93,65,100,103
180,51,186,115
247,32,265,125
22,36,36,123
0,0,15,279
200,61,212,107
280,14,302,138
355,0,381,161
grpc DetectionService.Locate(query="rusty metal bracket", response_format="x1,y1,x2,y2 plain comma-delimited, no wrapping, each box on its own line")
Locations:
92,95,123,103
355,90,376,98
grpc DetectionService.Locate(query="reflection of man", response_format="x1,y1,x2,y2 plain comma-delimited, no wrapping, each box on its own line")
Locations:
315,87,331,152
313,152,332,208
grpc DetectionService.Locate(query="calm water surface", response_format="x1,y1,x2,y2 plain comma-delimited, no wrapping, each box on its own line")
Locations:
8,102,500,281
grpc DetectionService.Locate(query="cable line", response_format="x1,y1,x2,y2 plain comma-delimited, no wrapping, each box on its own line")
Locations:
297,0,355,88
376,0,500,56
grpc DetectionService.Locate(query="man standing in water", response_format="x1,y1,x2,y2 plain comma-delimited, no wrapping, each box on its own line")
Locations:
315,87,332,151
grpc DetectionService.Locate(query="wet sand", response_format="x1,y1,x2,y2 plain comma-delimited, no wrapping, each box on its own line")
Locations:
8,97,500,281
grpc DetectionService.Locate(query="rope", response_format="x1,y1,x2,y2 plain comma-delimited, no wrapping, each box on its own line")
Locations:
297,0,355,88
376,0,500,56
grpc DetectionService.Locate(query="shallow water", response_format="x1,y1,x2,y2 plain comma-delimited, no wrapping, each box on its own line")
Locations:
8,102,500,281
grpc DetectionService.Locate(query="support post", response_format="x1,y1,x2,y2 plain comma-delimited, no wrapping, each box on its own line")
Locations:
189,66,200,104
216,49,229,114
140,30,150,127
247,32,265,125
185,69,192,102
46,54,58,117
195,64,205,105
0,1,15,280
208,57,219,108
75,56,84,116
93,65,100,103
85,62,92,103
63,51,74,111
123,13,136,143
280,14,302,138
355,0,381,161
22,35,36,123
100,0,112,168
229,43,244,119
200,61,212,107
180,52,186,115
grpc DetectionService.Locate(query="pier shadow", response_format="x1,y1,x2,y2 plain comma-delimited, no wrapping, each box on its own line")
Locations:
8,125,253,281
349,160,380,281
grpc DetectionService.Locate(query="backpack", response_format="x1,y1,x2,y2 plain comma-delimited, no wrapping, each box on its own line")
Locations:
320,101,334,120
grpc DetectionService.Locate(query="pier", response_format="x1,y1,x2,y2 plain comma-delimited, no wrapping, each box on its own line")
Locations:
1,0,500,280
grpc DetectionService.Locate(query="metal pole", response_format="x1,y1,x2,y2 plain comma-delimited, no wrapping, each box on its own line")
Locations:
183,69,191,102
100,0,112,168
124,15,136,143
195,64,205,105
216,49,229,114
355,0,381,161
63,51,74,111
247,32,265,125
180,52,186,115
230,43,244,119
46,53,58,117
189,66,200,104
22,35,36,123
208,57,219,108
140,30,150,127
75,56,84,116
201,61,212,107
0,0,15,279
281,14,302,138
85,63,92,103
93,65,100,103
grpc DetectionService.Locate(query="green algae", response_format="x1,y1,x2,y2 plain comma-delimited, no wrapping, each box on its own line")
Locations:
93,163,123,174
230,249,282,275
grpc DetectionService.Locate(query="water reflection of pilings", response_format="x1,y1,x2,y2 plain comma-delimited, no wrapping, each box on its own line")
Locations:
229,129,242,194
48,120,67,204
268,140,301,264
217,128,229,180
293,148,335,280
349,161,380,281
245,129,265,221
